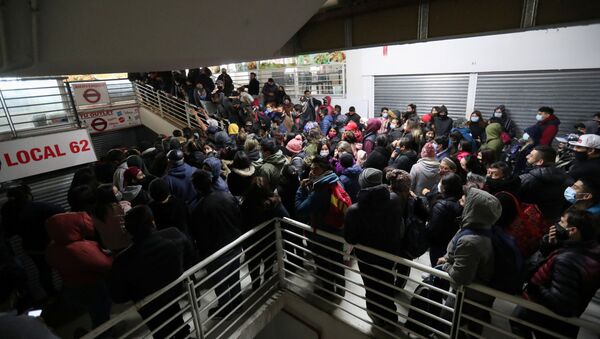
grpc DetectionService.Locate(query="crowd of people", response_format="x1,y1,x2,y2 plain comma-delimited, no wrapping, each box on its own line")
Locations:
1,77,600,338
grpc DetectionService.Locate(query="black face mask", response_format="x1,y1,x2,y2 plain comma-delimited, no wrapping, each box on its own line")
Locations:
574,151,588,162
439,115,447,120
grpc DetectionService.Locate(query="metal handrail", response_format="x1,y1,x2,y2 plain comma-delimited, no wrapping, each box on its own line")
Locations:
84,216,600,339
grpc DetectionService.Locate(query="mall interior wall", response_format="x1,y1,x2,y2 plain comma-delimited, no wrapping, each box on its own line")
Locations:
344,23,600,117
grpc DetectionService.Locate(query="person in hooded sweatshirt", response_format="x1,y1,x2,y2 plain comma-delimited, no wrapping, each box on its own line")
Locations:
338,152,362,203
202,156,229,192
296,156,346,299
363,118,382,155
483,161,521,195
363,135,390,172
480,122,504,158
489,105,517,138
519,145,572,222
410,142,441,196
163,149,198,205
226,151,256,198
438,188,501,336
433,105,453,137
46,212,113,331
345,168,404,327
319,96,336,134
122,166,151,207
254,138,287,190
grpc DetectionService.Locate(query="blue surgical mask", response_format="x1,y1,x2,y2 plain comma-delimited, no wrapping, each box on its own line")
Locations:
536,114,544,122
522,133,530,141
382,113,388,119
470,116,480,123
564,186,577,204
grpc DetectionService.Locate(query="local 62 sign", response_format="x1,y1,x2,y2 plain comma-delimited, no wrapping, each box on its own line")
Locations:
72,82,111,107
0,129,97,183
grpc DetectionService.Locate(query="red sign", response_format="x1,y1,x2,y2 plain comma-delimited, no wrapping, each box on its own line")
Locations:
83,88,101,103
383,46,388,56
91,118,108,131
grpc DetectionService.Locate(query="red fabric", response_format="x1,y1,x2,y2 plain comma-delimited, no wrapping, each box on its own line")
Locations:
502,192,551,257
46,212,113,287
538,115,560,146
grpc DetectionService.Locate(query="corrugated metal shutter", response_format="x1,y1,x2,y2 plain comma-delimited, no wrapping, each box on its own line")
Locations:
374,74,470,118
474,70,600,135
91,128,139,157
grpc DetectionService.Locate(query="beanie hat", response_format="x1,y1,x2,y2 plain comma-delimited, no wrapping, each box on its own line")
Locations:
167,149,184,165
286,135,303,154
124,166,141,184
421,142,436,158
359,168,383,189
148,178,170,202
339,152,354,168
228,123,239,135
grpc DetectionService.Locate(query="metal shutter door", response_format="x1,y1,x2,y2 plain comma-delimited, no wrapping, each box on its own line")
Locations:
374,74,470,118
474,70,600,135
91,128,138,157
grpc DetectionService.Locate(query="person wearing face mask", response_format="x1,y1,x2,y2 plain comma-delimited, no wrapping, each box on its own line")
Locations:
489,105,517,138
433,105,453,137
389,137,418,172
518,145,572,222
484,161,521,195
567,134,600,181
564,177,600,215
511,208,600,339
480,122,504,158
426,173,463,267
403,103,418,122
378,107,390,135
386,118,403,143
467,110,487,144
530,106,560,146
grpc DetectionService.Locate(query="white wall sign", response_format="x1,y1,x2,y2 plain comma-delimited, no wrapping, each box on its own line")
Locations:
79,106,142,134
0,129,97,183
72,82,111,107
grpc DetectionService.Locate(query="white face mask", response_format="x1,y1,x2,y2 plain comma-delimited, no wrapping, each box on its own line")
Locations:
320,150,329,157
437,182,443,194
390,123,397,129
522,133,530,141
494,112,503,118
382,113,388,119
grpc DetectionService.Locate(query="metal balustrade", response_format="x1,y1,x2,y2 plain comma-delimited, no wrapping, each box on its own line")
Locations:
133,81,229,132
83,217,600,339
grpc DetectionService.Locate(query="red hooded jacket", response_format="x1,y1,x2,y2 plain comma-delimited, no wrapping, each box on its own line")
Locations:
46,212,113,288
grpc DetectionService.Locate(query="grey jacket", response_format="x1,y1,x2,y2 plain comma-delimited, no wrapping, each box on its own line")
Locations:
442,188,501,286
409,158,440,196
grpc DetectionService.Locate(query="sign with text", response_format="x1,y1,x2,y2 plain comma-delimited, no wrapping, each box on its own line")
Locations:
79,106,142,134
72,82,111,107
0,129,97,183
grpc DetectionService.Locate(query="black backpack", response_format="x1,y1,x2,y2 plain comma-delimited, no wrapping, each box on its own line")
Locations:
401,197,429,259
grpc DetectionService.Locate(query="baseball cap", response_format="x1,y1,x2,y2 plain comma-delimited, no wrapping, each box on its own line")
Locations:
568,134,600,149
555,133,579,144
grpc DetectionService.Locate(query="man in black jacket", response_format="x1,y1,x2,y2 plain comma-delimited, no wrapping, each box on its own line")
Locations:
389,137,418,172
519,145,573,222
345,168,404,327
345,106,362,126
110,205,197,339
191,170,243,317
568,134,600,181
216,68,234,96
248,72,260,96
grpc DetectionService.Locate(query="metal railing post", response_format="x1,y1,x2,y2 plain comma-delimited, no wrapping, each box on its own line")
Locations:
186,278,205,339
156,91,165,117
64,81,82,128
274,219,287,289
450,285,465,339
184,102,192,127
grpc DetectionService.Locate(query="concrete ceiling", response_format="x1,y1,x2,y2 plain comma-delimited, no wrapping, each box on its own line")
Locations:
0,0,326,76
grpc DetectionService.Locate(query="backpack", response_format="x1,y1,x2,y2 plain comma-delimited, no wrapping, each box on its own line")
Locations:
453,227,524,294
401,198,429,259
496,191,550,258
500,131,512,144
322,182,352,229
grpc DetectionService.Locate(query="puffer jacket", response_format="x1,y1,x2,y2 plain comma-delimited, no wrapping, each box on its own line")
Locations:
410,158,441,196
519,166,572,221
163,162,198,205
339,164,362,203
389,149,418,172
46,212,113,288
443,189,500,286
427,196,462,265
254,150,287,189
227,166,255,197
203,157,229,192
344,184,405,256
524,241,600,317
